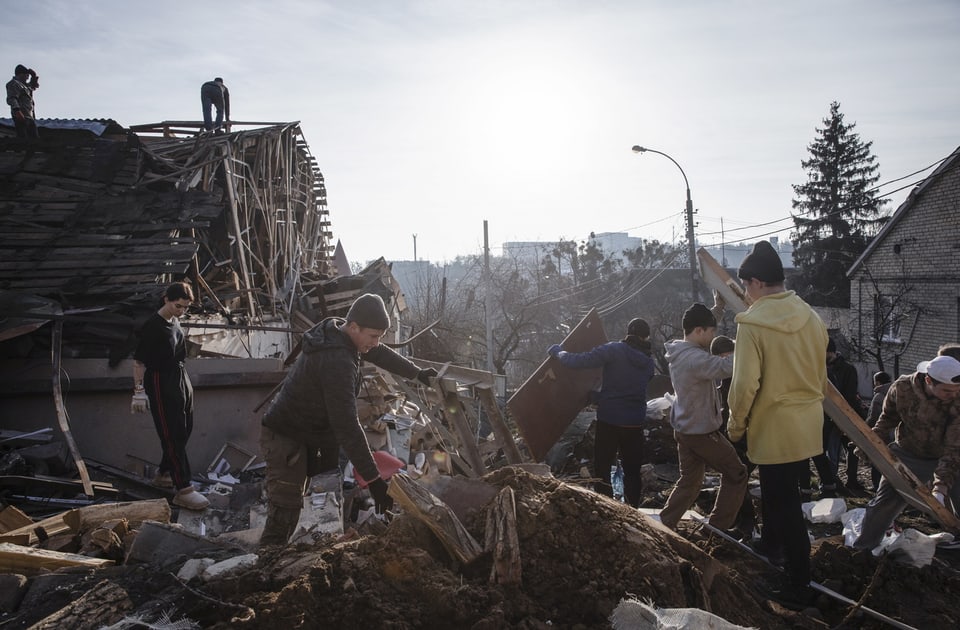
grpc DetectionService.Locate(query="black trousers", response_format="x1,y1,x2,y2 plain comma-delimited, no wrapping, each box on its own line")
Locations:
594,420,645,507
758,460,811,587
145,366,194,489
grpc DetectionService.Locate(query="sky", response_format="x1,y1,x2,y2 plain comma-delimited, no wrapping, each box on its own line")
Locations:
4,0,959,266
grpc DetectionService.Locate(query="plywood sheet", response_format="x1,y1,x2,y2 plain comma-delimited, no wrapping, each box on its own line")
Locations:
697,247,960,531
507,309,607,462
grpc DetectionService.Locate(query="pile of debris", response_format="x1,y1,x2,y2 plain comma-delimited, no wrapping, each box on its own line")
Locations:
5,465,960,629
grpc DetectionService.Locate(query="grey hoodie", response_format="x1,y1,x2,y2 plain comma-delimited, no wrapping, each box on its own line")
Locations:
664,339,733,435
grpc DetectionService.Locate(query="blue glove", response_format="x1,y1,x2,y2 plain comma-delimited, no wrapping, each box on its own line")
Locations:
548,344,562,357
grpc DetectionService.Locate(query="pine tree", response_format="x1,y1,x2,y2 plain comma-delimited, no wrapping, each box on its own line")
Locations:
791,101,889,307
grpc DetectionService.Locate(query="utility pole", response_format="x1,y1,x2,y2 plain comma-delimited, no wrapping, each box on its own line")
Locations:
412,233,417,261
483,221,494,373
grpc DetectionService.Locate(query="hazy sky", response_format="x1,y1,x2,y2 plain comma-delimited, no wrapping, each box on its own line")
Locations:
5,0,958,265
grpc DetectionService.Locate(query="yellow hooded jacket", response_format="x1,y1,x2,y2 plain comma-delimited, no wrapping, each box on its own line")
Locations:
727,290,829,465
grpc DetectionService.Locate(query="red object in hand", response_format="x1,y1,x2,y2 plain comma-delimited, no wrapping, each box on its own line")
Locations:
354,450,406,488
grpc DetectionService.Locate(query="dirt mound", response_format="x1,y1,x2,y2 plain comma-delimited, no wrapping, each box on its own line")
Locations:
6,467,960,629
176,468,787,629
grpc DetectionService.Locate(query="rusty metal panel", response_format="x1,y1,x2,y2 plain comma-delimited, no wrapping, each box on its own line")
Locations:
507,309,607,462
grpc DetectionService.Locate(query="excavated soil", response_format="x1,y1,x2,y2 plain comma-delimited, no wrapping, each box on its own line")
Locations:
4,418,960,629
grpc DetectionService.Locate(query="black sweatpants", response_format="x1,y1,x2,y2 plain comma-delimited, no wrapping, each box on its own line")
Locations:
145,365,194,489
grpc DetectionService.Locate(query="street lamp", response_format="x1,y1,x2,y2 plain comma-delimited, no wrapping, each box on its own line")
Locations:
631,145,699,301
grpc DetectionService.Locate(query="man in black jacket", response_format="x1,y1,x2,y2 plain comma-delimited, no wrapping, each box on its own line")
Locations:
258,293,437,546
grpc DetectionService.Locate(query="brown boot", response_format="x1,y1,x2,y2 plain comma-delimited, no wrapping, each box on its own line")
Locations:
173,486,209,510
260,506,301,547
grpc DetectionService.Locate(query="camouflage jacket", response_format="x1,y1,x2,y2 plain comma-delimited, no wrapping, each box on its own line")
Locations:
873,372,960,489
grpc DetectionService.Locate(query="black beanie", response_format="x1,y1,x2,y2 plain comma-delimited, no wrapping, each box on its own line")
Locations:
682,303,717,332
627,318,650,338
737,240,785,283
346,293,390,330
710,335,735,356
15,64,29,75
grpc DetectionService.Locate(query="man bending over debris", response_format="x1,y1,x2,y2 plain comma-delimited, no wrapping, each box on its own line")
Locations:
258,293,438,546
853,354,960,551
658,301,747,533
548,317,655,507
727,240,828,610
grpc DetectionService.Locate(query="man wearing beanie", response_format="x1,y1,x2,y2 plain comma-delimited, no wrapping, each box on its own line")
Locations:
854,354,960,551
258,293,438,546
659,302,747,533
728,240,828,610
547,318,655,507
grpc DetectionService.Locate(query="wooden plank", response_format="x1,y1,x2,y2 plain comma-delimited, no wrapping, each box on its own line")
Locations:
0,510,77,546
0,542,114,575
387,474,483,565
0,505,33,533
439,379,486,477
484,486,521,585
507,309,607,462
51,321,95,497
696,247,960,531
476,384,524,464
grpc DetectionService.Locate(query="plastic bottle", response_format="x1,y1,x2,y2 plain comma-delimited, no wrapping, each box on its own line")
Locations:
611,461,625,501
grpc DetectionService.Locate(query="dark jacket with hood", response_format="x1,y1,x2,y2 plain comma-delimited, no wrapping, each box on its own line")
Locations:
261,317,421,483
553,336,655,426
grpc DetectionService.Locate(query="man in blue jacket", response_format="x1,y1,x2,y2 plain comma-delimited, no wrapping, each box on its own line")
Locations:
548,318,655,507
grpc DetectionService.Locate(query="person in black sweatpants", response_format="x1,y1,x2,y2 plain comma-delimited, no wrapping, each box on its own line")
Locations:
132,281,208,510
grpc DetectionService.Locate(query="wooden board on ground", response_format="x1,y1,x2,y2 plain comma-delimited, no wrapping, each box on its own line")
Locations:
697,246,960,531
507,309,607,462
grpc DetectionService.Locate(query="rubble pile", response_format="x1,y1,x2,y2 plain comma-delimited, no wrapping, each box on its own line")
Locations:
6,466,959,629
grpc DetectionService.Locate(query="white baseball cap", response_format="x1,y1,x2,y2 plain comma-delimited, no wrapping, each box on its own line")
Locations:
917,355,960,384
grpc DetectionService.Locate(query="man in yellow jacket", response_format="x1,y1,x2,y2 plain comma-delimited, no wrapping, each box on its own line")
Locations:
727,240,828,610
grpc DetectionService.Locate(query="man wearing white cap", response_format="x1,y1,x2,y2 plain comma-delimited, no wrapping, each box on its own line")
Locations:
853,354,960,550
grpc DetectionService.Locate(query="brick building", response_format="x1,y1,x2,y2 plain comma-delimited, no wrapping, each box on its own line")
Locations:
846,145,960,377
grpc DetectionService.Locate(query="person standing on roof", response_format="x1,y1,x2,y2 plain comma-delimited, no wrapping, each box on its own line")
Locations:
200,77,230,133
6,64,39,139
547,318,656,507
258,293,438,546
727,240,829,610
131,281,210,511
658,301,748,533
853,355,960,551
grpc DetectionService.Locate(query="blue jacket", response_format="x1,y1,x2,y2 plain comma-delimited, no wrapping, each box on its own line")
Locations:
554,339,655,426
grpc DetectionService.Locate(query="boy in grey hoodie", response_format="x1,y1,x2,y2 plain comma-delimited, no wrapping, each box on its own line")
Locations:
658,301,747,531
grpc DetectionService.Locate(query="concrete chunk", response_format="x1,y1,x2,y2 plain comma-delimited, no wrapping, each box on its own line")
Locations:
126,521,234,567
201,553,258,581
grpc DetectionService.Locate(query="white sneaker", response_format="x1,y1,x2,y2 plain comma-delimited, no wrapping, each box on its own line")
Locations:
173,487,209,510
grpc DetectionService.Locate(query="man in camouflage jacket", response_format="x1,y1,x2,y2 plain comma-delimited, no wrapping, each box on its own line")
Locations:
854,355,960,549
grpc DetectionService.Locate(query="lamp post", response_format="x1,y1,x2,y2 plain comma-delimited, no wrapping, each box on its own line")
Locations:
631,145,699,301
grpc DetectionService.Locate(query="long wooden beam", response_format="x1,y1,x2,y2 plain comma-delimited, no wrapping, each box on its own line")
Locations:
697,247,960,531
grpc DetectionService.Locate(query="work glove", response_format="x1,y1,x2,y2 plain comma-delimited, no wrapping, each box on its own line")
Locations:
368,477,394,515
13,110,25,123
548,344,562,357
131,389,150,414
416,367,438,387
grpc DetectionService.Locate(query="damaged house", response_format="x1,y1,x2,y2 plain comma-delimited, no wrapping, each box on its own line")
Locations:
0,120,519,504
